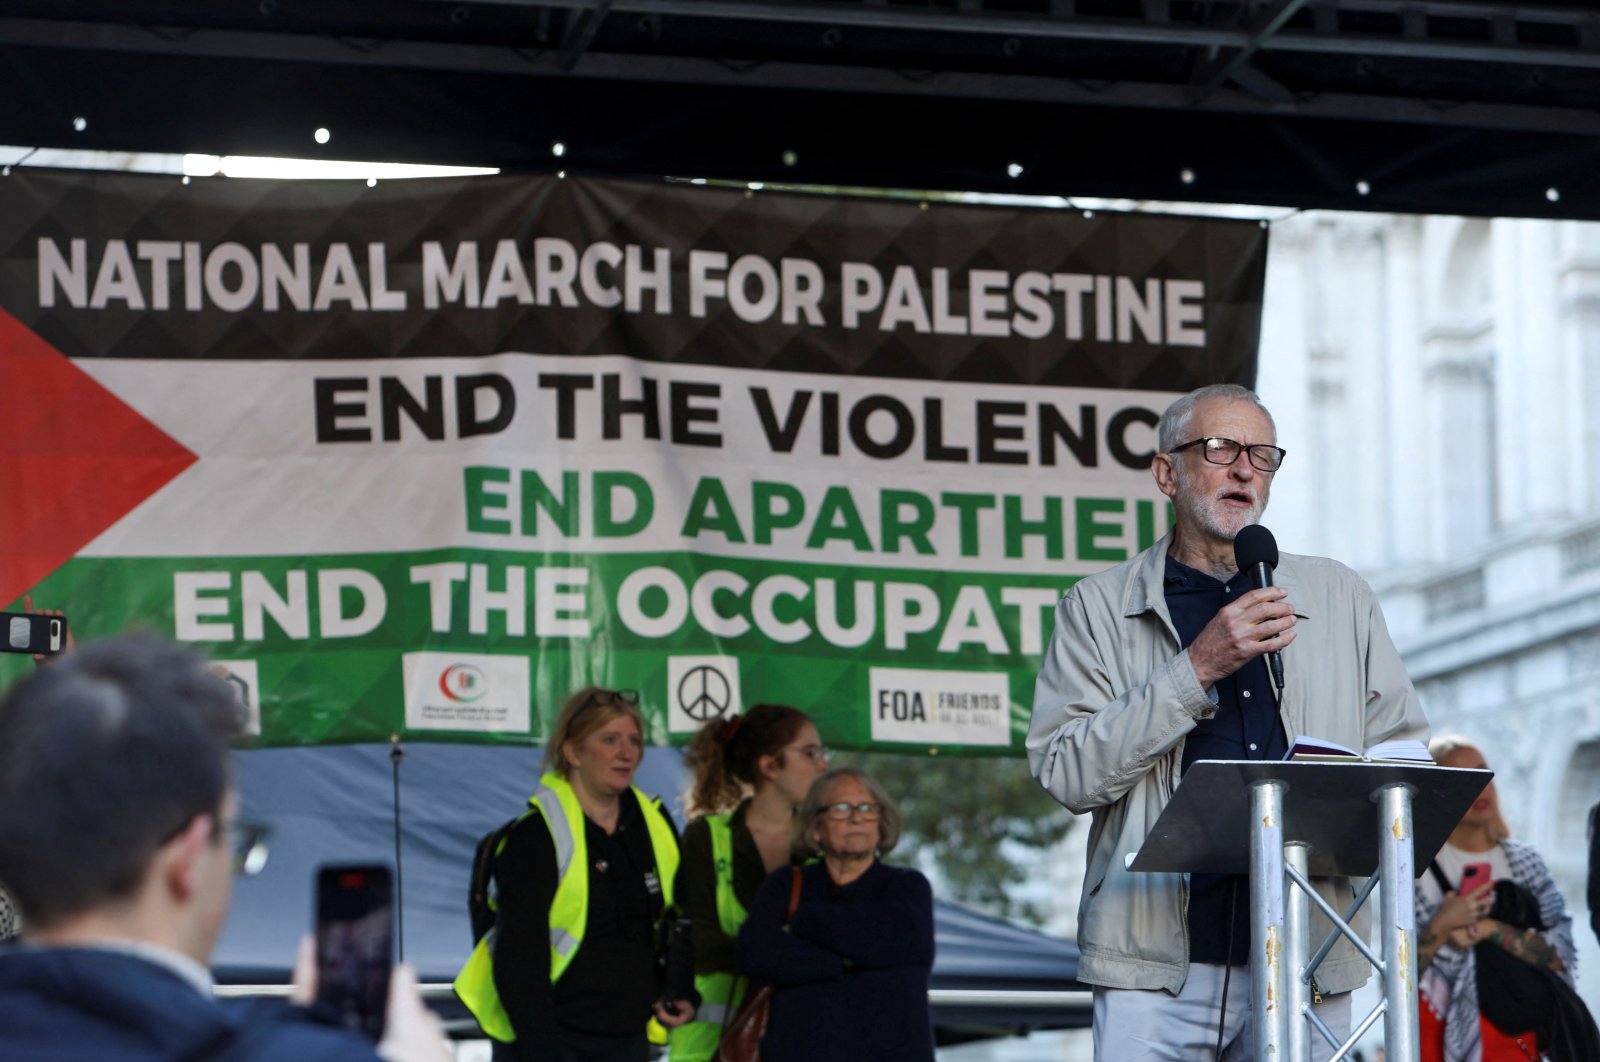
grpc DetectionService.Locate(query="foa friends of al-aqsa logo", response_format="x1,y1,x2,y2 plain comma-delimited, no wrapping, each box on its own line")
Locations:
868,667,1010,747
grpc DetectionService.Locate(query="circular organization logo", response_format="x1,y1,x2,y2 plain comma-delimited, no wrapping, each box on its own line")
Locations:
439,663,489,703
676,664,731,722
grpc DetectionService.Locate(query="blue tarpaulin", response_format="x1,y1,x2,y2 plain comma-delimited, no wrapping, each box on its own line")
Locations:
220,743,1089,1041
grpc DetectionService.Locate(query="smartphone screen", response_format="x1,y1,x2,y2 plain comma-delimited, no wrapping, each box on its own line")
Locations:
314,864,394,1039
1,613,67,655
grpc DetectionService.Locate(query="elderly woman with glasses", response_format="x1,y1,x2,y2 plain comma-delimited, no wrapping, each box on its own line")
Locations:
736,766,935,1062
669,704,831,1061
455,687,697,1062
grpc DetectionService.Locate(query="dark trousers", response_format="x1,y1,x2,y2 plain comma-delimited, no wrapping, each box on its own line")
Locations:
492,1029,652,1062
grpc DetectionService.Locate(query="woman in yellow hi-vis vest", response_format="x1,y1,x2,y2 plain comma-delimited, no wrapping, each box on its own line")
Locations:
455,687,697,1062
669,704,830,1061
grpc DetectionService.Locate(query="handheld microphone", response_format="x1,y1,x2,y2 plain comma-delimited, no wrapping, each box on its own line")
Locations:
1233,524,1285,693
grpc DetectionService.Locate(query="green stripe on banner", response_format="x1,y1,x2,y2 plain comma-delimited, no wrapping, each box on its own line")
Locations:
9,548,1110,752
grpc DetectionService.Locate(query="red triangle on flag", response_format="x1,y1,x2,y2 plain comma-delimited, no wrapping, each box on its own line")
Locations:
0,308,198,605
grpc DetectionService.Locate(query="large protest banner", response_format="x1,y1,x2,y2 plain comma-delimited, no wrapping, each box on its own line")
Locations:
0,171,1266,751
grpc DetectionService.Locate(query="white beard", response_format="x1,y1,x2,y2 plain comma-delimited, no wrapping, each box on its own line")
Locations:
1174,469,1266,542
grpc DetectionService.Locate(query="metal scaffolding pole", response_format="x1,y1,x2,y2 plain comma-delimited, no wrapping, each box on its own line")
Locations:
1249,779,1288,1059
1376,783,1421,1062
1284,841,1312,1062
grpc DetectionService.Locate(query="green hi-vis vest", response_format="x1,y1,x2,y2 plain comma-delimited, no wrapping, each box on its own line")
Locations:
668,812,752,1062
454,772,681,1044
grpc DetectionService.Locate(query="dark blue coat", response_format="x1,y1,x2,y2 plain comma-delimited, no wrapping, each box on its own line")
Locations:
737,860,935,1062
0,946,383,1061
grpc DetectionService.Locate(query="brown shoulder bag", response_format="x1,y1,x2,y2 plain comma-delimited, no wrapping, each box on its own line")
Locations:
710,866,803,1062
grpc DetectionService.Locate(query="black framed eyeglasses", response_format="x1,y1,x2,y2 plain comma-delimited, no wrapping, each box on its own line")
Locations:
1169,436,1286,473
819,801,881,821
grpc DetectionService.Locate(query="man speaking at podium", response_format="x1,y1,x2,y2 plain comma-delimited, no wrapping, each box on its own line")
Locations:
1028,384,1428,1060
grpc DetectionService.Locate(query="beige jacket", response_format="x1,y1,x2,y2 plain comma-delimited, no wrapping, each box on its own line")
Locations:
1028,532,1428,994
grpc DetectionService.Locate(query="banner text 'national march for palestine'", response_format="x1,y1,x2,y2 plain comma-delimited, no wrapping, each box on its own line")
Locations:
38,235,1210,348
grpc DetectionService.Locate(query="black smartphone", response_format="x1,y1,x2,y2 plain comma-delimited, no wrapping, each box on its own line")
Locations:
314,863,394,1040
0,613,68,655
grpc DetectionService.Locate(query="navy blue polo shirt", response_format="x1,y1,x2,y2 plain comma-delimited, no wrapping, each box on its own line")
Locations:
1165,554,1288,966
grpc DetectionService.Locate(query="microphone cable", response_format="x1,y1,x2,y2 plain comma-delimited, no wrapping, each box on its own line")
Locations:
1214,878,1240,1061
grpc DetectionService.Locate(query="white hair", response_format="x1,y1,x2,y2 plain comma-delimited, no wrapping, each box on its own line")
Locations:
1157,384,1276,452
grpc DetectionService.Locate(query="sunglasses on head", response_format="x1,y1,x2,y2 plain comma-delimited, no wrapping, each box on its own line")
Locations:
577,688,640,714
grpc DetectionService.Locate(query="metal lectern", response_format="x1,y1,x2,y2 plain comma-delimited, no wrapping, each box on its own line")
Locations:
1130,760,1491,1062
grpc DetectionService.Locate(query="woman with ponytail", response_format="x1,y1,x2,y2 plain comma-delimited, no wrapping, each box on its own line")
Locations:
669,705,829,1062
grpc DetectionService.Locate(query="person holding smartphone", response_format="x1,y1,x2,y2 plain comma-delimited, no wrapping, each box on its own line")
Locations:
0,634,450,1062
669,703,830,1061
1417,735,1590,1061
455,687,697,1062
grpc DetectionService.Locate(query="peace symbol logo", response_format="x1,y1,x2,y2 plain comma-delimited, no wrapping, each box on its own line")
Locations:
677,664,731,722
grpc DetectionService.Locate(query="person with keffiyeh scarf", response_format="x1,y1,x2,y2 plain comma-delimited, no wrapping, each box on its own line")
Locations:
1415,736,1580,1062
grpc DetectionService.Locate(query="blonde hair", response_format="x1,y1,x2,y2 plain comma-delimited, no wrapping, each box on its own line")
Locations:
1429,734,1512,841
543,687,644,778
